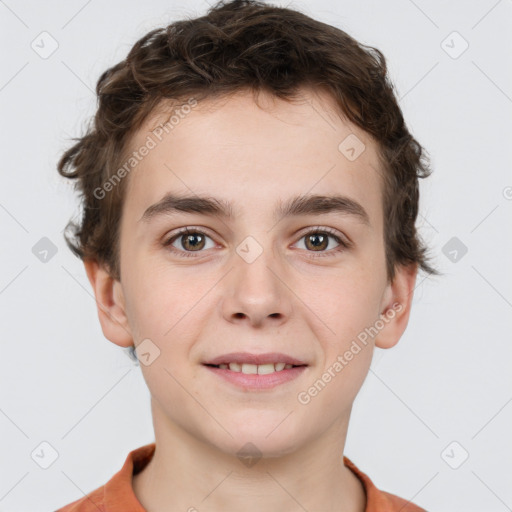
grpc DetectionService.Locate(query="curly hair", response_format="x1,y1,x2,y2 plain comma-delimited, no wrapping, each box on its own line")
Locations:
58,0,439,283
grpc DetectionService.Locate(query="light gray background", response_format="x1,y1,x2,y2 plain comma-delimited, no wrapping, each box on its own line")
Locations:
1,1,511,511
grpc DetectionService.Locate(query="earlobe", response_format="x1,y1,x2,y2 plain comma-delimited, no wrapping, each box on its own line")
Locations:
374,263,418,349
83,259,133,348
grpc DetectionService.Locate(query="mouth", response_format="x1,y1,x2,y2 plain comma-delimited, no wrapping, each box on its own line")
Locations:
202,352,309,390
203,362,305,374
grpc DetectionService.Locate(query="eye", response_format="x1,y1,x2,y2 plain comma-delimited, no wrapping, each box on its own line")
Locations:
163,227,216,257
162,226,351,259
293,227,350,257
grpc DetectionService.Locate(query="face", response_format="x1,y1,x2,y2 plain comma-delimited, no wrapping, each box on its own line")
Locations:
90,87,416,458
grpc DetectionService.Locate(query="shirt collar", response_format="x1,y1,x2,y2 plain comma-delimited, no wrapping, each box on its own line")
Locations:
103,443,411,512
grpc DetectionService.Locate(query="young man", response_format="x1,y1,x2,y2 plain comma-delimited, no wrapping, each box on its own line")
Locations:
56,0,438,510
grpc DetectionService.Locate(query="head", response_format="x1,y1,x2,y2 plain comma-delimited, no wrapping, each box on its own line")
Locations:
58,0,439,457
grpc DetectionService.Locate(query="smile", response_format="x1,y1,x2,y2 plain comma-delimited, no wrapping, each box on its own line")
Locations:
202,352,309,390
207,362,299,374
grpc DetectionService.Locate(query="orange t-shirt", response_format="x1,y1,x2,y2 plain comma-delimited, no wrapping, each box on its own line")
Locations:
55,443,426,511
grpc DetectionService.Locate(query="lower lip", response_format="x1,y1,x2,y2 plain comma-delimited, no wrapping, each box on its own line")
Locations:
203,365,307,390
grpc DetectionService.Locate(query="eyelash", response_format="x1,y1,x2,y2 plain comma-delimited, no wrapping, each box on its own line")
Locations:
162,226,351,259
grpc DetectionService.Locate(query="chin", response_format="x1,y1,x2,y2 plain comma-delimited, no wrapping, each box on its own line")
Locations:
215,435,304,462
203,415,308,461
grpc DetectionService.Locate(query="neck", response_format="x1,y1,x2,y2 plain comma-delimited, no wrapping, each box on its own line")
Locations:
132,399,366,512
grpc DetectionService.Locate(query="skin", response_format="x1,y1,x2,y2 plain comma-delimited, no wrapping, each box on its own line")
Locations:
85,87,417,512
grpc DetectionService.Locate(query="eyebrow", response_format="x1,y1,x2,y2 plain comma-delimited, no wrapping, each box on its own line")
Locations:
139,192,371,226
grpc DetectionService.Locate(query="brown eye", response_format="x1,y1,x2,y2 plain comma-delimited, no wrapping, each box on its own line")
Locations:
293,228,349,257
163,228,216,256
304,232,329,251
180,232,206,251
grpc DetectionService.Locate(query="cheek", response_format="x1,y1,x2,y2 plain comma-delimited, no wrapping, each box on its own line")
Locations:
306,269,383,345
120,224,184,330
122,260,216,355
314,272,384,400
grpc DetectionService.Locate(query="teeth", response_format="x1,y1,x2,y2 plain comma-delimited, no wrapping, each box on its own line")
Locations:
221,362,296,373
242,363,258,374
257,363,275,375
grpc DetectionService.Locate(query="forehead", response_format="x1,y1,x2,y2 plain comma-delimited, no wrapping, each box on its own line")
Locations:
122,87,384,228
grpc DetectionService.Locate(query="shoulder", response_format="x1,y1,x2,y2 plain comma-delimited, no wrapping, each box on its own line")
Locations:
343,456,427,512
54,485,106,512
380,490,427,511
54,443,154,512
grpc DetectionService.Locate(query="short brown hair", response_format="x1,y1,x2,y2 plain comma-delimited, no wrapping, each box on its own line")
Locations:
58,0,439,283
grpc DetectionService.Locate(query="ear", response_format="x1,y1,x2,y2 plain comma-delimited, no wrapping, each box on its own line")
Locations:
374,263,418,349
83,259,133,348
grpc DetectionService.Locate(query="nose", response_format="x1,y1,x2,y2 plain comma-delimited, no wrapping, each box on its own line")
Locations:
221,243,293,328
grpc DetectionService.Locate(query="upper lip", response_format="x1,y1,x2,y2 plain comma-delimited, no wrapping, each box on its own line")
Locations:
203,352,308,366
